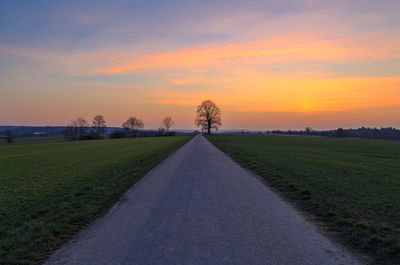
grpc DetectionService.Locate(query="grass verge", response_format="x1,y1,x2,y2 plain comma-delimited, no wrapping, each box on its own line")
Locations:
207,134,400,265
0,136,191,264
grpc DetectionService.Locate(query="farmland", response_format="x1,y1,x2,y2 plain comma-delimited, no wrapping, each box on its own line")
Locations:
0,136,65,145
207,135,400,264
0,136,191,264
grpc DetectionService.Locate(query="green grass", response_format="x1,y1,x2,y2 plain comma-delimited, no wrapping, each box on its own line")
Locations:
1,136,65,145
0,136,191,264
207,135,400,265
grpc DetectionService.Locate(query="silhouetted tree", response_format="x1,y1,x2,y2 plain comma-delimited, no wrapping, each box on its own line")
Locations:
65,120,78,140
158,127,165,136
76,117,89,138
162,117,174,133
65,117,89,140
122,117,144,137
305,127,313,135
92,115,107,136
109,130,128,139
336,128,345,138
195,100,222,135
5,130,14,144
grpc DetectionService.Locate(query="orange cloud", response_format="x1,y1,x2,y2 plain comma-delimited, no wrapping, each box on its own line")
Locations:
93,32,400,74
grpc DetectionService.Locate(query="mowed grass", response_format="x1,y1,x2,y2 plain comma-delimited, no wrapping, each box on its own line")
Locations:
208,135,400,264
0,136,191,264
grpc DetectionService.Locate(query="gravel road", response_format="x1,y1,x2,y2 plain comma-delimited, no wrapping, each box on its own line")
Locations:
46,135,361,265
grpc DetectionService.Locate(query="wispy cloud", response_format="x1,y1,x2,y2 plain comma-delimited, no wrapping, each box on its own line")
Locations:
92,32,400,74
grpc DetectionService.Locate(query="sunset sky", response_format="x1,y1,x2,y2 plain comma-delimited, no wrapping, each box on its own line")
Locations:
1,0,399,130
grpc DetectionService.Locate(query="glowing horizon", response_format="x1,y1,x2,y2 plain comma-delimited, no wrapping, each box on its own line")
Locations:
1,0,399,130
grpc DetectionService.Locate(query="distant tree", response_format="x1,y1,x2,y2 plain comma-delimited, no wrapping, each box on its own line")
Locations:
65,120,78,140
76,117,89,138
305,127,313,135
158,127,165,136
5,130,14,144
92,115,107,136
109,130,128,139
65,117,89,140
336,128,345,138
162,117,174,133
195,100,222,135
122,117,144,137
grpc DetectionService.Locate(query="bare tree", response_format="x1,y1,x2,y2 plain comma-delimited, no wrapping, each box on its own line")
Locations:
162,116,174,133
122,117,144,137
195,100,222,134
158,127,165,136
66,117,88,140
305,127,313,135
65,120,78,140
5,130,14,144
92,115,107,136
336,128,345,138
76,117,89,138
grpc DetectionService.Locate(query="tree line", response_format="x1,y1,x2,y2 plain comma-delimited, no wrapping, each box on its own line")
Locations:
65,115,176,141
64,100,222,141
269,127,400,140
3,99,400,143
1,100,223,144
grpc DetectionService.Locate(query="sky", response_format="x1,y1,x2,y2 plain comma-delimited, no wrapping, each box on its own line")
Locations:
1,0,399,130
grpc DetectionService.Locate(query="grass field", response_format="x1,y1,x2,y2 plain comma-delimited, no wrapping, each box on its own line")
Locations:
0,136,65,145
0,136,191,264
208,135,400,264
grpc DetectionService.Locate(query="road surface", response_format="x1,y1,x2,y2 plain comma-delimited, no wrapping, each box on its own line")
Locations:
47,135,361,265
